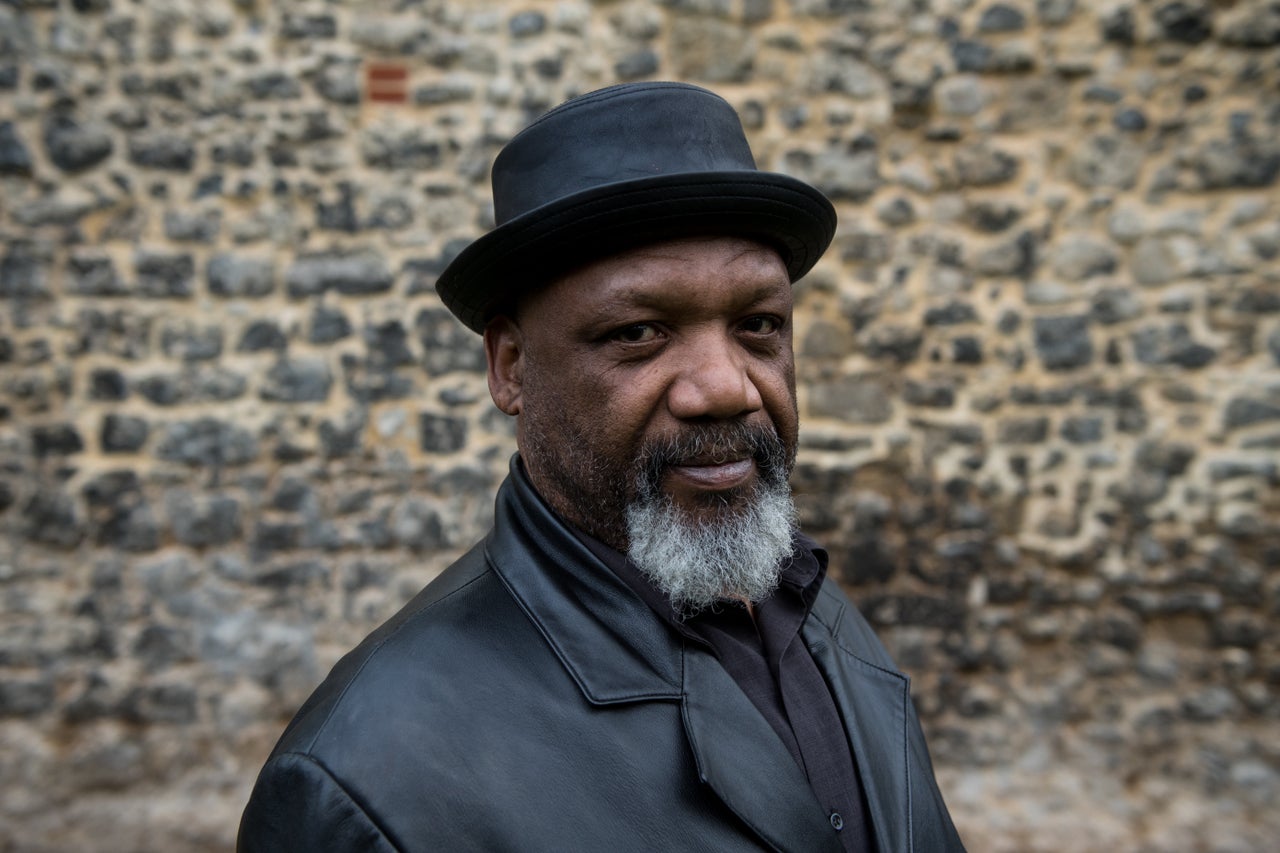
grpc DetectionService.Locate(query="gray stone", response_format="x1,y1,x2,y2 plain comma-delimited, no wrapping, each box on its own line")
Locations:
1069,134,1142,189
0,677,55,717
953,143,1020,186
287,250,393,297
361,128,443,171
1051,235,1118,281
163,209,221,243
859,325,922,363
1218,3,1280,46
903,380,956,408
1192,134,1280,190
1132,322,1216,369
207,254,275,298
42,113,113,172
615,50,659,80
509,10,546,37
415,307,486,376
128,132,195,171
669,16,753,83
975,231,1038,278
135,251,194,298
31,423,84,456
89,368,127,401
281,14,337,39
237,321,287,353
935,75,987,117
260,358,333,403
1037,0,1077,25
1061,416,1104,443
315,59,361,105
978,4,1027,32
68,253,127,296
1154,2,1214,45
1091,287,1143,325
166,492,241,549
998,416,1049,443
155,417,258,467
390,497,448,550
0,240,51,298
1224,397,1280,430
797,140,881,201
101,414,149,453
1131,235,1196,286
925,302,979,326
22,489,85,549
419,412,468,453
1034,315,1092,371
809,375,893,423
0,120,32,175
310,305,353,344
121,683,198,724
1268,328,1280,365
1100,6,1136,44
1113,108,1148,132
161,324,222,362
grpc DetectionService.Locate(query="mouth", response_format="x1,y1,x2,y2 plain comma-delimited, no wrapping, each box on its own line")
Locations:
666,457,756,491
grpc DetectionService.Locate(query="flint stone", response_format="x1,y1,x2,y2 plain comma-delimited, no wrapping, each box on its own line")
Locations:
0,677,55,717
238,321,287,353
89,369,127,401
925,302,978,326
1218,3,1280,46
155,417,258,467
861,594,965,630
998,416,1049,444
163,209,220,243
1051,235,1118,281
935,75,987,117
800,142,881,201
315,60,361,105
101,414,149,453
287,251,392,297
281,13,336,39
1269,328,1280,365
1034,315,1092,371
509,10,546,37
1193,134,1280,190
362,129,442,171
965,200,1022,232
1037,0,1077,25
31,423,84,456
1113,108,1148,132
390,498,447,550
22,489,85,548
1092,287,1142,325
615,50,660,80
1224,397,1280,430
261,358,333,403
83,470,158,552
135,252,194,298
809,375,893,423
0,240,51,298
978,4,1026,31
121,683,197,724
1061,416,1104,444
975,231,1037,278
670,16,753,84
43,113,113,172
0,120,31,175
319,412,365,458
1154,2,1213,44
415,307,485,376
208,254,274,298
1069,134,1142,189
161,324,222,362
950,38,1035,73
1101,6,1136,44
860,325,922,363
68,253,127,296
1131,235,1198,286
310,305,352,344
953,143,1019,186
1132,322,1216,368
419,412,468,454
128,133,195,171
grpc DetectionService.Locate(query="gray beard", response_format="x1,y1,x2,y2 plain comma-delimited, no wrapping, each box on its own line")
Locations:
625,476,797,617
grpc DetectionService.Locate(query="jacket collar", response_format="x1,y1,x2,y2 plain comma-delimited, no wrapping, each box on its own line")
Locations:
483,456,684,704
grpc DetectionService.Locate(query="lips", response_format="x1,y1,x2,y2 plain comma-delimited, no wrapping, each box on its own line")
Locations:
667,457,756,490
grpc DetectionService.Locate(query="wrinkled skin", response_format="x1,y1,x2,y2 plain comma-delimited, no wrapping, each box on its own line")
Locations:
484,236,799,552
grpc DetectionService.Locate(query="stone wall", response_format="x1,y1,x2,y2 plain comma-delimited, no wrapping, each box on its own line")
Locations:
1,0,1278,850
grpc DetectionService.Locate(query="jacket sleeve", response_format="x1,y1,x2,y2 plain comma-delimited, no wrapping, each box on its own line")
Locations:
238,752,400,853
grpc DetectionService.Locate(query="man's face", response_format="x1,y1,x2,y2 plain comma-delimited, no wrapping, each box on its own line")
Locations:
485,236,799,555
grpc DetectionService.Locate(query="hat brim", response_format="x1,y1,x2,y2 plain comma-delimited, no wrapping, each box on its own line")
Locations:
436,171,837,333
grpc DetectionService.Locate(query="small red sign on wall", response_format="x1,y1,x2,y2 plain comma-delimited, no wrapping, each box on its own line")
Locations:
366,62,408,104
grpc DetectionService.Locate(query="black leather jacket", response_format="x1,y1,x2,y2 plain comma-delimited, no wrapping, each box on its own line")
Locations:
238,459,965,852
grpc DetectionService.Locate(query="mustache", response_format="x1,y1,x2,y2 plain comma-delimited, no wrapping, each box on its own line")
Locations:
633,421,792,496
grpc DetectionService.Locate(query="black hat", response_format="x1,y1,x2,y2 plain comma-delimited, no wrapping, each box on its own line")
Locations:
436,81,837,333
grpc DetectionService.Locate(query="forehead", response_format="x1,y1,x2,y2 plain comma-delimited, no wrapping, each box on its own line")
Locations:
522,237,791,326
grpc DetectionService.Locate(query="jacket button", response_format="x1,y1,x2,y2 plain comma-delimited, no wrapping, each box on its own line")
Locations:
830,812,844,831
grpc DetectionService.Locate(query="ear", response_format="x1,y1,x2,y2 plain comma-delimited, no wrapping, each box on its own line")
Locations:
484,316,524,415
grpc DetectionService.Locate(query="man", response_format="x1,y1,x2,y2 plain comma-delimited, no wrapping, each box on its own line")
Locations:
239,82,963,852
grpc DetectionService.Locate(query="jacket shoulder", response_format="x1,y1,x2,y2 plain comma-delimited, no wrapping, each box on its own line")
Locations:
808,577,902,675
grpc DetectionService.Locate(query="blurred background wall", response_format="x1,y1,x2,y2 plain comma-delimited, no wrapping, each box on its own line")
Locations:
1,0,1278,850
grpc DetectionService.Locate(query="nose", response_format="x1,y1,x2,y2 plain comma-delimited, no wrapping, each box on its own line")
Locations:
665,330,763,421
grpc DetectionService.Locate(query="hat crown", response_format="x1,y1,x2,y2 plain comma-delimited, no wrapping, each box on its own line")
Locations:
492,82,758,225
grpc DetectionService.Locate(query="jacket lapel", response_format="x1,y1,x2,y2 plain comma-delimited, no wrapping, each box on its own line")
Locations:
681,648,842,853
803,613,913,853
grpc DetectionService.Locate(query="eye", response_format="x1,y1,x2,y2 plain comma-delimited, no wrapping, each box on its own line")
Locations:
612,323,660,344
740,315,782,335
